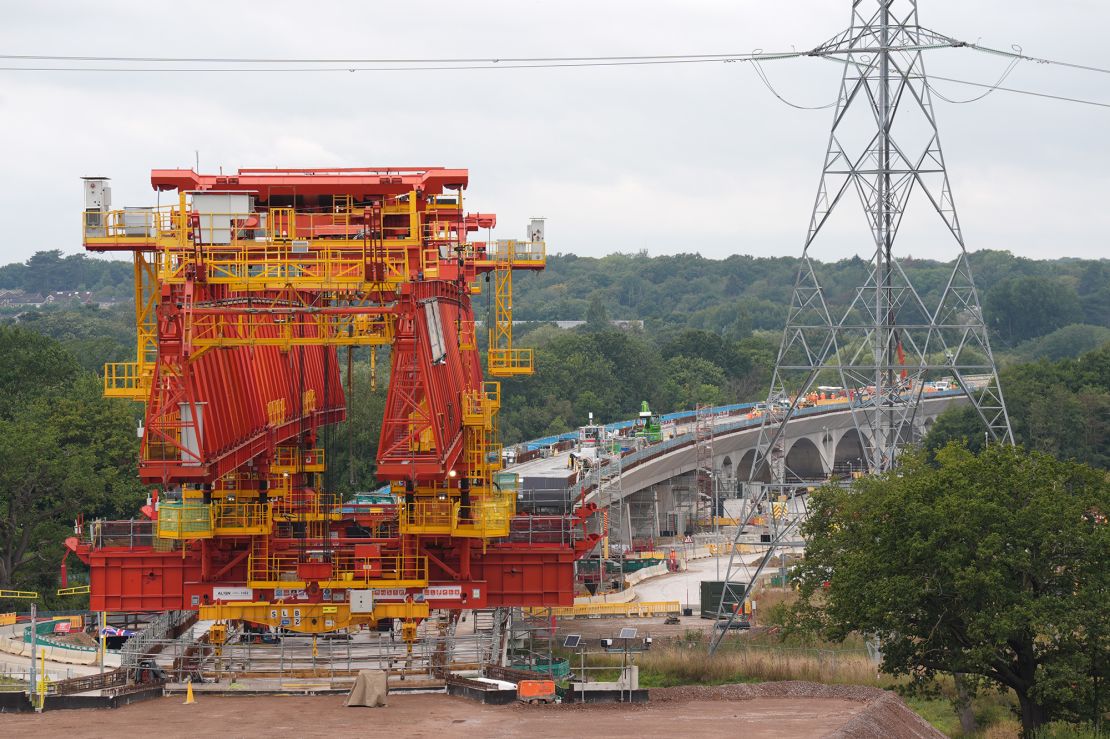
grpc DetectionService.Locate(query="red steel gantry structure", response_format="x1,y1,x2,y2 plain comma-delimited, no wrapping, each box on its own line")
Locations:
67,167,596,635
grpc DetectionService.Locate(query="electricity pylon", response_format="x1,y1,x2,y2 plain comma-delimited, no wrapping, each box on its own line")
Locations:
757,0,1012,482
710,0,1013,652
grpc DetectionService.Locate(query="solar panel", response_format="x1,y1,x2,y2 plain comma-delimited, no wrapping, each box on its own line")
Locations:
563,634,581,649
618,627,638,639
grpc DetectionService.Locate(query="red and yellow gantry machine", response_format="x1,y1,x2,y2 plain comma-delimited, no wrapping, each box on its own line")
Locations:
67,167,597,637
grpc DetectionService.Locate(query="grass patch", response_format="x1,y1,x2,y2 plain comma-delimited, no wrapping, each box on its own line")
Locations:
904,696,963,736
584,636,880,689
1032,724,1108,739
898,683,1034,738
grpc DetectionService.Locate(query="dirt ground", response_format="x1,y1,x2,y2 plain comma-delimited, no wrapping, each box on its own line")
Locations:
0,683,941,739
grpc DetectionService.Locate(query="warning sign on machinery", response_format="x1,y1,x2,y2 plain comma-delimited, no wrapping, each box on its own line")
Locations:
372,585,463,601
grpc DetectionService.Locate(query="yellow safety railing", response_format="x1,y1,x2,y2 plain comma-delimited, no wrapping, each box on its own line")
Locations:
84,197,429,249
462,393,489,428
482,381,501,411
465,439,503,474
268,474,293,497
156,501,215,539
706,542,763,556
186,310,395,350
213,502,272,535
462,382,501,424
696,517,741,528
420,247,441,279
195,245,411,289
0,612,16,625
0,590,39,600
488,348,534,375
454,490,516,539
56,585,91,596
82,207,180,246
207,470,262,495
271,447,326,474
103,361,150,400
399,500,459,535
247,554,428,589
481,239,547,266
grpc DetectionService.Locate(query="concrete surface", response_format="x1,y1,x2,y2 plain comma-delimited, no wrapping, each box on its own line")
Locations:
633,555,765,609
0,693,872,738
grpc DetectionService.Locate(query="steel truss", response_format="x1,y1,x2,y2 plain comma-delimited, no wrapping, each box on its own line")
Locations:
711,0,1013,652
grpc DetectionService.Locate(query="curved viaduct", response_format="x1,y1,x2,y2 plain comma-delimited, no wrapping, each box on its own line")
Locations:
586,394,968,539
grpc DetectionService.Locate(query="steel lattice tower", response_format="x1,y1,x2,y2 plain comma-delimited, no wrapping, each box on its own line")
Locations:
711,0,1013,650
754,0,1012,483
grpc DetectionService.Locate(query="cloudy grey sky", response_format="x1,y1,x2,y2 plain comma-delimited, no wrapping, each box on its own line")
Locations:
1,1,1107,264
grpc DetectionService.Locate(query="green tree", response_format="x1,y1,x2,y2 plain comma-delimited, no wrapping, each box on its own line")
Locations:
323,362,388,494
8,304,135,374
661,329,747,377
584,294,610,332
985,276,1084,345
790,445,1109,735
927,344,1110,470
0,329,144,600
0,325,81,417
0,375,144,594
661,356,726,409
1012,324,1110,362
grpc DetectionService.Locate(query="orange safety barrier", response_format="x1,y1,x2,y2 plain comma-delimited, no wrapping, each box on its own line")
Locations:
518,679,556,703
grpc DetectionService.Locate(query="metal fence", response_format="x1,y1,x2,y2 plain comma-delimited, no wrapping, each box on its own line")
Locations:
158,621,501,685
120,609,195,667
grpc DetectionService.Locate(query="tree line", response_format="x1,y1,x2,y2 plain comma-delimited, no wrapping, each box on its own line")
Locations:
0,250,134,300
506,249,1110,348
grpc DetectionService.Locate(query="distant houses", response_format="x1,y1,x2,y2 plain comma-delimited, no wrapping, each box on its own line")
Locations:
547,320,645,330
0,289,45,307
475,319,645,330
0,289,106,307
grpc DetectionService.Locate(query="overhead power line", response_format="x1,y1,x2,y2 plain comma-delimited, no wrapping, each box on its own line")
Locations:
927,74,1110,110
2,39,1110,111
818,46,1110,111
0,50,813,73
0,46,957,66
0,44,963,73
970,43,1110,77
927,54,1021,104
750,58,838,110
0,51,765,64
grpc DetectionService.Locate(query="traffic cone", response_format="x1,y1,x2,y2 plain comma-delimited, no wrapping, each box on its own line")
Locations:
184,678,196,705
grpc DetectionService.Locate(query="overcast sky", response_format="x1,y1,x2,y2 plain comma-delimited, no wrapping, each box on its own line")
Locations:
1,1,1108,265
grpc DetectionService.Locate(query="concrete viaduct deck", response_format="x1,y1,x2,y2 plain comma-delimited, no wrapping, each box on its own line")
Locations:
508,394,968,539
